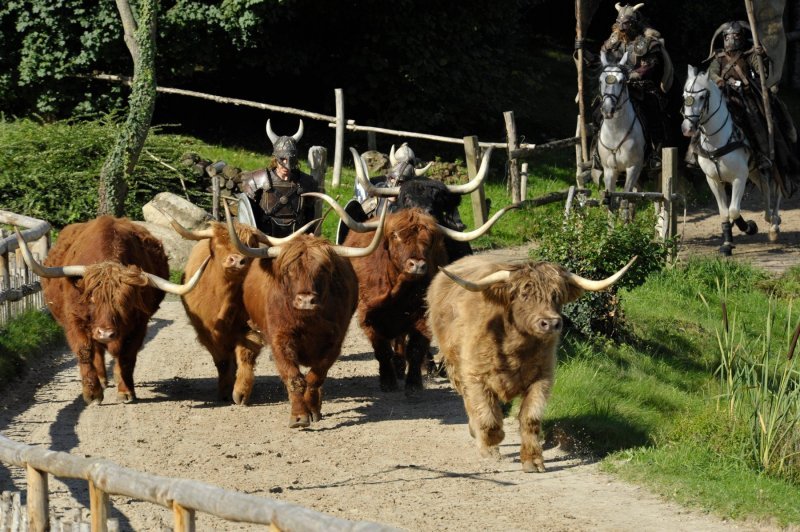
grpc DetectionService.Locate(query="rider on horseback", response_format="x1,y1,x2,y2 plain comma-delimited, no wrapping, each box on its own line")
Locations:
698,21,800,195
595,2,674,168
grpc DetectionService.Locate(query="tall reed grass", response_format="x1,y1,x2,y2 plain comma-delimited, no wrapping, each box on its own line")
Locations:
709,279,800,483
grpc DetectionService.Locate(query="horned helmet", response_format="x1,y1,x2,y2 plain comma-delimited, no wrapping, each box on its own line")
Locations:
706,20,751,59
614,3,645,38
386,143,432,185
266,119,304,170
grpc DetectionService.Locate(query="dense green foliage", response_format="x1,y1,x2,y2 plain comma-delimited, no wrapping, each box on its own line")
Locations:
0,117,212,226
535,207,676,336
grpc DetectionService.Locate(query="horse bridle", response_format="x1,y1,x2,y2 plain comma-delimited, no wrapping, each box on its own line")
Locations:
681,77,729,137
601,66,630,117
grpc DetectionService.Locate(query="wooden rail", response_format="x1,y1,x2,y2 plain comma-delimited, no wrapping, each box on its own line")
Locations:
0,435,397,532
0,212,50,327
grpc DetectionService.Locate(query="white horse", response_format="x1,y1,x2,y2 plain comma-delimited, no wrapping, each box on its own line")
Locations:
681,65,781,255
597,51,646,219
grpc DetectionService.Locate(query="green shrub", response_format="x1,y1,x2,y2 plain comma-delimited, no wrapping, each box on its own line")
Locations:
535,206,676,337
0,309,63,388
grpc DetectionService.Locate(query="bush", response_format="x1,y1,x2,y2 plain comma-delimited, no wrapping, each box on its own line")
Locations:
535,206,676,337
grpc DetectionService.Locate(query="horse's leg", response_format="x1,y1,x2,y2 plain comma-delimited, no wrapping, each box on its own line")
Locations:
769,176,782,242
603,165,619,215
705,175,735,256
728,175,759,239
620,164,643,223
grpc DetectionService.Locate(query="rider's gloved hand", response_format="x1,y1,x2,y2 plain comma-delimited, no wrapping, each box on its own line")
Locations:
629,71,642,81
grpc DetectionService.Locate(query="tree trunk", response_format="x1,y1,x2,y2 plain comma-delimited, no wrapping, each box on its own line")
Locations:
97,0,158,217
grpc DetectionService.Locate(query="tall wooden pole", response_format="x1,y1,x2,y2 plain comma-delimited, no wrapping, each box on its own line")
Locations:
744,0,776,161
574,0,590,167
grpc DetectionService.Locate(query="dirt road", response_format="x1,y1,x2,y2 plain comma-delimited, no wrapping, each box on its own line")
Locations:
3,189,796,531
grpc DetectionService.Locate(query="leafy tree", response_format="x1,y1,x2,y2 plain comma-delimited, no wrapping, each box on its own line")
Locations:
97,0,157,216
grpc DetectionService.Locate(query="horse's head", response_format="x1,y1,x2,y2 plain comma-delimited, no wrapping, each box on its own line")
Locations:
681,65,719,137
599,51,630,120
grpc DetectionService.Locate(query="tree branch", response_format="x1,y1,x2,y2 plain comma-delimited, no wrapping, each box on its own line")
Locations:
115,0,140,60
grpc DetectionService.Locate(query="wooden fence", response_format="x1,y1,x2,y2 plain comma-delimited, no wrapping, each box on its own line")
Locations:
0,212,50,328
0,435,397,532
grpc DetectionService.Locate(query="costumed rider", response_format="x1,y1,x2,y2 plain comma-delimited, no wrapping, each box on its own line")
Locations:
695,21,799,193
354,142,433,218
237,119,320,237
597,2,674,167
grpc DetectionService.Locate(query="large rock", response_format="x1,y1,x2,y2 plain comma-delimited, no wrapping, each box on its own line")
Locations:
143,192,210,231
361,150,389,173
134,221,197,272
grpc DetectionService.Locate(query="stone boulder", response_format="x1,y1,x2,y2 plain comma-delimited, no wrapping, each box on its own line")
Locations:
143,192,210,231
134,221,197,272
360,150,389,173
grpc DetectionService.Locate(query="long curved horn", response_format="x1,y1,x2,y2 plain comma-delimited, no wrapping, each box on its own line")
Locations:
445,147,493,194
435,202,520,242
292,119,304,142
389,144,398,166
259,218,320,245
302,192,373,233
144,256,210,295
565,256,637,292
414,162,433,177
439,266,511,292
615,2,622,11
331,201,387,258
632,3,645,11
266,119,278,144
14,226,86,278
224,201,281,259
351,147,400,197
154,206,215,240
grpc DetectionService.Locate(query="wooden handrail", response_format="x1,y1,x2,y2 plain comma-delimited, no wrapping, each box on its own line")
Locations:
0,435,397,531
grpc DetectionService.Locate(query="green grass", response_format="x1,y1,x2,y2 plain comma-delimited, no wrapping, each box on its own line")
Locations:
0,309,63,388
538,258,800,526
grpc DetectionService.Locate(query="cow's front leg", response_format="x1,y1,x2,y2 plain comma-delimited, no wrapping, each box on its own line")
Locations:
518,372,554,473
462,382,504,460
405,326,431,393
272,340,311,428
92,344,108,390
66,327,103,404
365,329,399,392
232,330,262,405
113,327,147,403
304,367,329,422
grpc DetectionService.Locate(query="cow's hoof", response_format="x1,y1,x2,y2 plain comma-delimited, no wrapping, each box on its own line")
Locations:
522,459,546,473
745,220,758,235
82,389,103,405
310,411,322,423
289,414,311,428
719,244,734,256
479,446,501,461
118,391,136,404
232,390,250,405
380,380,400,392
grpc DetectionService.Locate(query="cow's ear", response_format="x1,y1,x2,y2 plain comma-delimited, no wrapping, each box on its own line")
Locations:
73,278,85,291
563,279,585,304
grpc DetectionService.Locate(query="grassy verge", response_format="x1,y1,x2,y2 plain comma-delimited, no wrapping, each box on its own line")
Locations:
0,309,63,388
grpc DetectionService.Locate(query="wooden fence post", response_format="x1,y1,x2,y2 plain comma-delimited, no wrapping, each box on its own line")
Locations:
464,136,487,227
332,88,345,188
367,131,377,151
309,146,328,235
520,162,529,201
503,111,521,203
173,502,196,532
657,147,678,246
89,480,109,532
26,465,48,531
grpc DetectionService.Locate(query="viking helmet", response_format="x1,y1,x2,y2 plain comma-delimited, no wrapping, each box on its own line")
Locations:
386,161,417,186
614,3,645,36
266,119,304,170
390,142,416,166
706,20,751,60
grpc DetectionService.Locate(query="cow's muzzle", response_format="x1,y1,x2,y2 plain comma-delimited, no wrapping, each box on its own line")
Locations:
404,259,427,276
93,327,118,343
537,317,562,335
293,293,319,310
223,253,247,271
